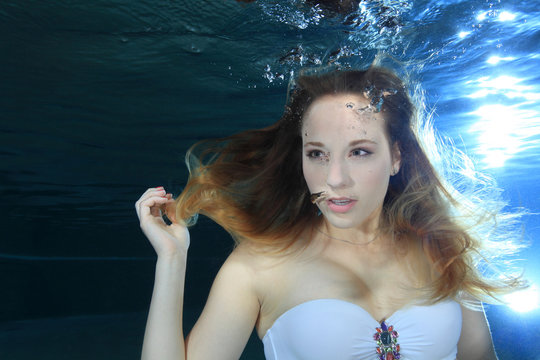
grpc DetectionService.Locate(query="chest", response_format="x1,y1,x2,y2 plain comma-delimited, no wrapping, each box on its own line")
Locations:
262,299,462,360
255,248,418,338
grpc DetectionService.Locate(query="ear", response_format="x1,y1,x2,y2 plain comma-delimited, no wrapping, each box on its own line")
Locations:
391,142,401,176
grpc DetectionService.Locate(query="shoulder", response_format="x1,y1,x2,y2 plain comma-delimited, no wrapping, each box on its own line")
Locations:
219,243,258,278
206,243,263,305
228,238,302,268
216,242,274,289
223,240,290,281
225,239,306,297
456,300,498,360
185,242,271,358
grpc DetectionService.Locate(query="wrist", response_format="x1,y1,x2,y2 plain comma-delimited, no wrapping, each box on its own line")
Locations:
156,251,188,266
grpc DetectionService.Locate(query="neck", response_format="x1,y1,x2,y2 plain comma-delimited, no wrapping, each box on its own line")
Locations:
319,220,385,246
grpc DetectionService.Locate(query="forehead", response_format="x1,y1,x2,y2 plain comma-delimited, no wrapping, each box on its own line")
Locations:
302,94,386,135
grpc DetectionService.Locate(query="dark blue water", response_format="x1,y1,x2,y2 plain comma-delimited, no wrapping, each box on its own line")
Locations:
1,0,539,359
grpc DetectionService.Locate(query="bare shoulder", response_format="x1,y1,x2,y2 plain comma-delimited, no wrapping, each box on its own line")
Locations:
227,240,296,274
218,242,258,278
184,241,275,359
211,241,281,299
228,240,304,303
457,301,498,360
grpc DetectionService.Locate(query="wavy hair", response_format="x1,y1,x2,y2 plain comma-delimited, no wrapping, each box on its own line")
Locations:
173,65,524,303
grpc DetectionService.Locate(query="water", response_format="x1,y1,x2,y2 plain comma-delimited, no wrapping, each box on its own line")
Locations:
0,0,539,358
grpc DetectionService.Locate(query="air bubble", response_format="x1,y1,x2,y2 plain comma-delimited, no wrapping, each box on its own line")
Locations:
371,97,384,112
382,88,398,96
356,105,373,113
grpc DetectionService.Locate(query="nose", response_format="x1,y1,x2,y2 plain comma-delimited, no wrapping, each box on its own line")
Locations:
326,158,352,189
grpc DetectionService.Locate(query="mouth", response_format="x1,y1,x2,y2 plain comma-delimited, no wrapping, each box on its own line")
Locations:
326,198,357,213
329,198,353,205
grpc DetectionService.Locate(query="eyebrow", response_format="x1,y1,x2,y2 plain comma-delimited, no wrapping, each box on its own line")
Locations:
303,139,378,148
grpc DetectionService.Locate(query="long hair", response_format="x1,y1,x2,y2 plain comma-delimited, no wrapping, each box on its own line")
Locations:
174,65,524,303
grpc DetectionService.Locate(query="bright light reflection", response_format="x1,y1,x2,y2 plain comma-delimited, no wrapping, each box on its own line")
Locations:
469,104,539,168
481,76,528,91
476,12,488,21
487,56,515,65
458,31,471,39
504,284,540,313
498,11,516,21
467,75,534,99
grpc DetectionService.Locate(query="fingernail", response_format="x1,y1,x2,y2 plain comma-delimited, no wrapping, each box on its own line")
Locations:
156,186,164,190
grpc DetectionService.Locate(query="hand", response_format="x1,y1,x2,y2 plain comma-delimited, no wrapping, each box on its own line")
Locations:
135,187,190,258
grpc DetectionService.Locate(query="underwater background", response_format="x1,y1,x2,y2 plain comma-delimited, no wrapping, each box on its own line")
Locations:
0,0,539,359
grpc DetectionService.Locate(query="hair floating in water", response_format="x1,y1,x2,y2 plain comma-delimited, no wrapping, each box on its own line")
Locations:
310,191,327,204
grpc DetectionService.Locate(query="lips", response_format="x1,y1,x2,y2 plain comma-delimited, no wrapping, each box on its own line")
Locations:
326,198,357,213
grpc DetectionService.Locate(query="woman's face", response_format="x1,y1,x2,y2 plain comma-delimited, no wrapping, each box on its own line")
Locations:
301,93,401,232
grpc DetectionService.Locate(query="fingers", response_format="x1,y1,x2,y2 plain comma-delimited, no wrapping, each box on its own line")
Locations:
135,187,173,222
135,187,162,217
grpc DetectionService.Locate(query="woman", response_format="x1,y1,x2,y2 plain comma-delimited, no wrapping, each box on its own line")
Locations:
135,66,519,359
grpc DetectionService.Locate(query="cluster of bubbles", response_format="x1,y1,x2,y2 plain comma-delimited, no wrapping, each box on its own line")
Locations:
257,0,412,85
263,64,287,83
346,0,412,49
262,45,364,84
343,84,398,115
259,0,325,29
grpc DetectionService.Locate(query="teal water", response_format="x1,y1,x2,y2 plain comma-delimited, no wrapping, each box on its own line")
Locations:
1,0,539,358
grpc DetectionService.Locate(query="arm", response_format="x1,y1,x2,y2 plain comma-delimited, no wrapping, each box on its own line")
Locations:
142,248,259,360
137,187,190,359
136,187,259,360
457,303,498,360
186,249,260,360
142,254,187,359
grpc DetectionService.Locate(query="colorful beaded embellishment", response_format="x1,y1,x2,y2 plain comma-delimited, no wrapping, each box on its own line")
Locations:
373,320,400,360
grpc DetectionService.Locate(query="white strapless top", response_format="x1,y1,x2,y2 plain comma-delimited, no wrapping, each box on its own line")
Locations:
262,299,462,360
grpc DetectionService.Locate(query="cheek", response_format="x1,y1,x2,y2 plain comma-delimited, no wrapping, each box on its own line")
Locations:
302,160,326,190
356,161,390,187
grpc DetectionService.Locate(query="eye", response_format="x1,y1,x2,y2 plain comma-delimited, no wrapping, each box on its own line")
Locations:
307,150,324,158
351,148,370,157
306,150,328,160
